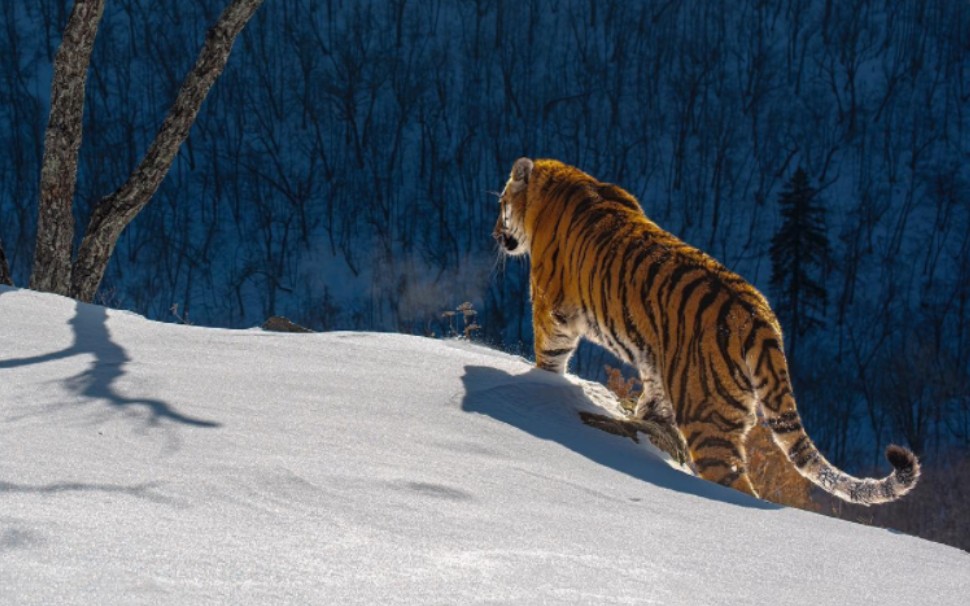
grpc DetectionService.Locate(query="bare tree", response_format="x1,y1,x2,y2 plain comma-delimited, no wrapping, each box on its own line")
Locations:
30,0,104,296
30,0,264,302
0,238,13,286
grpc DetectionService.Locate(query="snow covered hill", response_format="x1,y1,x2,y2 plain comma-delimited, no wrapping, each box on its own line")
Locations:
1,286,967,605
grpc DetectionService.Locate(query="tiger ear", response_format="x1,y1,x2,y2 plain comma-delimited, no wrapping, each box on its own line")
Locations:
510,157,534,193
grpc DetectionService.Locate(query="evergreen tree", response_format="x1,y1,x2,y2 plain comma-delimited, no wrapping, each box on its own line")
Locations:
769,167,832,355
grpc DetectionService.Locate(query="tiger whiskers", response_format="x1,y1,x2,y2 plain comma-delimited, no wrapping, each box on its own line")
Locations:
490,246,508,276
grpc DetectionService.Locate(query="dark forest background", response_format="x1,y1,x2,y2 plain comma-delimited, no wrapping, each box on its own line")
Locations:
2,0,968,477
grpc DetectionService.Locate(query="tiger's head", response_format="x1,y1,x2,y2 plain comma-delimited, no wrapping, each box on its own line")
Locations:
493,157,535,256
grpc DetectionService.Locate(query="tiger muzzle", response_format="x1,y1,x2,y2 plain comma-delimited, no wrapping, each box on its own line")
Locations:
495,231,519,253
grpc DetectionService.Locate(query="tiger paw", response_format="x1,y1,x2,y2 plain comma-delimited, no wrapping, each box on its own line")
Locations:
632,418,690,466
617,396,638,417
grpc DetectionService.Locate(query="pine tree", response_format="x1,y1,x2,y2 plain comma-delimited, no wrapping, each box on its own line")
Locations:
769,167,832,355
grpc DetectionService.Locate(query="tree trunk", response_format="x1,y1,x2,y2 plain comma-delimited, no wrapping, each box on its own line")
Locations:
70,0,265,302
30,0,105,296
0,238,14,286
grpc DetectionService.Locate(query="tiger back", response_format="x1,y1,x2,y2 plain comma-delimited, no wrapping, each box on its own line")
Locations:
493,157,919,505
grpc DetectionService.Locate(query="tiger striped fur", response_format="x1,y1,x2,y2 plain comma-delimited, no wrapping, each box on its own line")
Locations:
493,157,919,505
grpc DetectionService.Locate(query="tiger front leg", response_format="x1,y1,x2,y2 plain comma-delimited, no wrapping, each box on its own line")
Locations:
632,373,675,425
633,398,690,466
630,372,689,465
533,307,579,374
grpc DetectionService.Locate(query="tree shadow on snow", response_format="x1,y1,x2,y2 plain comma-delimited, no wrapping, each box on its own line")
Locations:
0,301,220,429
460,365,779,510
0,479,184,506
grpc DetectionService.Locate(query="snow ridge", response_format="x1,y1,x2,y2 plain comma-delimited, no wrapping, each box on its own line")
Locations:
1,286,967,604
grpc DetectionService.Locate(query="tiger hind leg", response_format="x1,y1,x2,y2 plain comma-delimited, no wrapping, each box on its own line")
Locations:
681,414,759,498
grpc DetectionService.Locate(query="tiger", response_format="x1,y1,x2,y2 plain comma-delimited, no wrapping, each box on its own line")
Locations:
492,157,919,505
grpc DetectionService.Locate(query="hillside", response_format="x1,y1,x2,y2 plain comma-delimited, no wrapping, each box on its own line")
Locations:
3,0,968,469
1,286,967,604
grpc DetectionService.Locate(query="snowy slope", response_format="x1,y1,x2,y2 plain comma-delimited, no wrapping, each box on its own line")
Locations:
0,286,967,605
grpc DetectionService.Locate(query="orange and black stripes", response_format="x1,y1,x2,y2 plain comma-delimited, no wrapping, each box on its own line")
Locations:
495,157,920,504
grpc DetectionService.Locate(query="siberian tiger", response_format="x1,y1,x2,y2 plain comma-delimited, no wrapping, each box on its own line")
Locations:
492,157,919,505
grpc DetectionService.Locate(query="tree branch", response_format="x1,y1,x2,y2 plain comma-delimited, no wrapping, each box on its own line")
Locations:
71,0,265,302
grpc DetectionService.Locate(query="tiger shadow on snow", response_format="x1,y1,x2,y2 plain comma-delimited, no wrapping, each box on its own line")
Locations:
460,364,780,510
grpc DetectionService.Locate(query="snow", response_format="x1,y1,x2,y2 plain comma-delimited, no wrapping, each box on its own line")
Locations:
1,286,967,605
